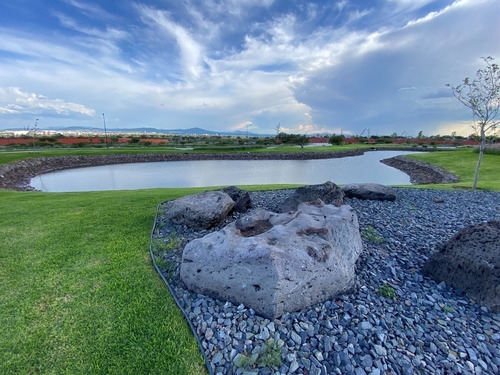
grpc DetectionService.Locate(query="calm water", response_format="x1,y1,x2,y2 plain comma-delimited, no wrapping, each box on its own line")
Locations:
31,151,418,192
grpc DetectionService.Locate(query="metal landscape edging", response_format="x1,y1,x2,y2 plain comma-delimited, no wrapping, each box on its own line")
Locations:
149,201,215,375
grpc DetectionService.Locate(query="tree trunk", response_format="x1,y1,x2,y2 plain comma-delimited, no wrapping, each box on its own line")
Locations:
472,126,486,190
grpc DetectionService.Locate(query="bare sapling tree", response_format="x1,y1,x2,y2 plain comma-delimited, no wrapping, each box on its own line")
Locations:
446,56,500,190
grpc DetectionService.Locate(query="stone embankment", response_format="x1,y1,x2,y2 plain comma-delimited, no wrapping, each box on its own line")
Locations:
0,149,458,191
380,155,460,184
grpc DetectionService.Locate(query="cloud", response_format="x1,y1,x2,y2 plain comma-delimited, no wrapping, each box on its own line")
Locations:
62,0,118,21
434,120,476,137
388,0,436,11
138,6,205,80
201,0,274,17
294,0,500,136
54,12,129,41
0,0,498,135
0,87,95,117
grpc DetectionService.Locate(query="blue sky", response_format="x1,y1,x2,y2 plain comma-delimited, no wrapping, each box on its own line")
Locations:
0,0,498,136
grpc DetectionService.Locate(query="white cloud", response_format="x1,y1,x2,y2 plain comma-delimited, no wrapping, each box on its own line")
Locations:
293,0,500,136
388,0,435,8
201,0,274,17
0,0,497,135
54,12,129,41
139,6,204,80
434,120,477,137
62,0,118,21
0,87,95,117
0,28,135,74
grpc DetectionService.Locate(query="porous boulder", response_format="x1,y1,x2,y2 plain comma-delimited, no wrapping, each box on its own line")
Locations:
279,181,344,213
342,183,397,201
180,200,363,319
163,191,235,230
221,186,253,213
422,221,500,312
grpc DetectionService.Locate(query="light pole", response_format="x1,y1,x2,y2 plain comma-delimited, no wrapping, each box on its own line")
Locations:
102,113,109,148
29,118,39,149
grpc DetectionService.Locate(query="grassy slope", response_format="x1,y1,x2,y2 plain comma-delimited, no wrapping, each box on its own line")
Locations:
0,188,209,374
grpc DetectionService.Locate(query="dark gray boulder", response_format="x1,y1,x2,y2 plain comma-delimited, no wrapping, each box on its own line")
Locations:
422,221,500,312
181,200,363,319
163,191,235,230
221,186,253,213
279,181,343,213
342,183,397,201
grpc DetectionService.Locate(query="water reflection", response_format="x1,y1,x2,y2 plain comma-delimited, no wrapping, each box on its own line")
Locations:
30,151,418,192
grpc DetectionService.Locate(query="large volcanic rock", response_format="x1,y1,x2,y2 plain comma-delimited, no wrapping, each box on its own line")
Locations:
180,200,363,319
342,183,397,201
422,220,500,312
221,186,252,213
163,191,235,230
279,181,344,213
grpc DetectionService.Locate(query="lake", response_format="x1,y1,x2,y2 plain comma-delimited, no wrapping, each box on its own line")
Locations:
30,150,418,192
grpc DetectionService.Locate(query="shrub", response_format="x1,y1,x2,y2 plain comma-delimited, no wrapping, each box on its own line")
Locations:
128,137,140,144
378,284,397,299
361,226,385,243
375,136,392,144
329,134,345,145
234,338,283,370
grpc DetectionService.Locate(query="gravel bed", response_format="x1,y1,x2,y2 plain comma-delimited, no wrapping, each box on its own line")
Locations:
154,188,500,375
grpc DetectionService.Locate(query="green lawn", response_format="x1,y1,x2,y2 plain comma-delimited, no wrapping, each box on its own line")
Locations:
0,146,498,374
407,148,500,191
0,188,209,374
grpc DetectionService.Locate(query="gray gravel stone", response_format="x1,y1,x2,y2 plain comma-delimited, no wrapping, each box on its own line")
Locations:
154,187,500,375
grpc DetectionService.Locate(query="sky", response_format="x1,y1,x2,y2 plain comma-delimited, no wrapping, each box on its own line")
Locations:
0,0,499,136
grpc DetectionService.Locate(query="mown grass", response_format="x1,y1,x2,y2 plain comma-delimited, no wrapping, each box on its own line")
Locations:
0,188,211,374
406,148,500,191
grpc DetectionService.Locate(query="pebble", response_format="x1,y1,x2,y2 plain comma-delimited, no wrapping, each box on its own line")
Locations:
154,188,500,375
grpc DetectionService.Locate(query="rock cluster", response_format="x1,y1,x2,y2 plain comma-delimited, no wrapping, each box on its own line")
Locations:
180,200,363,319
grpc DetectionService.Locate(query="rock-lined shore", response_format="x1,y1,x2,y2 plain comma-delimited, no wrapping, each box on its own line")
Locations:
380,156,460,185
0,149,457,191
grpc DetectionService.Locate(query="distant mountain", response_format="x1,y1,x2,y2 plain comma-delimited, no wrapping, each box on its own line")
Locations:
56,126,102,131
161,127,219,135
1,125,273,136
22,126,272,136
